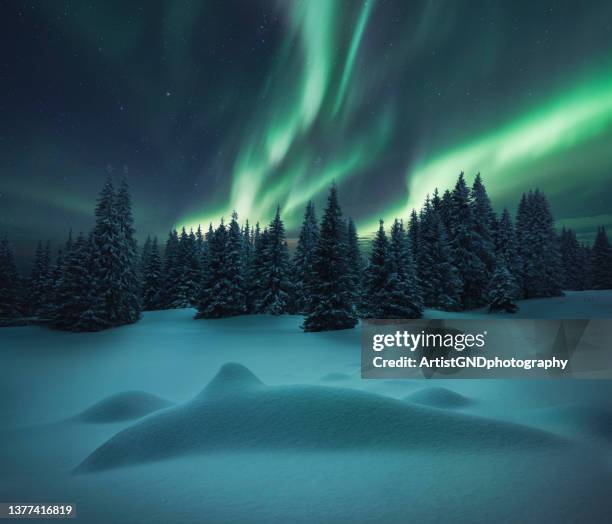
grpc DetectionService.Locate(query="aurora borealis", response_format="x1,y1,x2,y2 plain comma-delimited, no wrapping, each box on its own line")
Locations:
1,0,612,260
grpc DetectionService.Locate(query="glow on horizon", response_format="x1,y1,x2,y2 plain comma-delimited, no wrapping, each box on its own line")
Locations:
357,69,612,233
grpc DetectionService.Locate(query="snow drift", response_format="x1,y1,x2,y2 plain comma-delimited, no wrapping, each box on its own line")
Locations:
404,387,474,409
76,363,563,472
74,391,173,423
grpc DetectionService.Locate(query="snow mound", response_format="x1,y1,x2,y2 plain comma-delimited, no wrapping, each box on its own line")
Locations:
319,372,352,382
404,387,474,409
528,403,612,442
76,363,563,473
74,391,173,423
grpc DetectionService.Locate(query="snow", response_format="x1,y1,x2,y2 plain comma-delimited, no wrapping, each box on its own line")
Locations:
404,386,474,409
1,290,612,523
74,391,173,423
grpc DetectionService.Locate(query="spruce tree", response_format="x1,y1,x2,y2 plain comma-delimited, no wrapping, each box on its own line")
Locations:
161,229,184,308
142,236,163,310
516,190,563,298
115,178,141,324
196,219,244,318
591,226,612,289
303,185,357,331
389,219,422,317
29,240,51,316
447,173,487,309
346,218,363,311
361,220,394,318
224,212,247,314
488,258,519,313
51,233,103,331
408,209,419,264
559,228,586,290
362,220,421,319
417,200,462,310
246,224,268,313
259,207,292,314
471,173,497,275
293,201,319,314
495,208,521,280
90,177,122,327
0,236,20,320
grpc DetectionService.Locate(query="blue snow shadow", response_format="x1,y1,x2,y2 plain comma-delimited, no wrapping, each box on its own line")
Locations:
75,363,564,473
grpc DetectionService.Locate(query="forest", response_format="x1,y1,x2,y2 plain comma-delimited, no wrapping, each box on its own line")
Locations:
1,173,611,332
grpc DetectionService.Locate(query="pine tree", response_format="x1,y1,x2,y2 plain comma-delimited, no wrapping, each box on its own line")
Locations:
488,258,519,313
51,233,104,331
559,228,587,290
361,220,393,318
417,200,462,310
346,218,363,311
29,240,51,316
362,220,421,319
224,212,247,314
246,224,269,313
90,177,122,327
591,226,612,289
293,201,319,314
177,227,201,306
388,219,422,317
142,236,163,310
470,173,497,276
408,209,419,264
115,178,141,324
259,207,292,314
303,185,357,331
0,236,21,320
161,229,185,308
516,190,563,298
196,217,246,318
446,173,489,309
495,208,521,280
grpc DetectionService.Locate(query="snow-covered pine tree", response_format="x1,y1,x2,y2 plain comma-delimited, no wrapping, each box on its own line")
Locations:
142,236,164,310
487,258,519,313
591,226,612,289
559,228,587,290
0,236,21,320
292,201,319,314
224,211,247,314
259,207,292,315
516,190,563,298
408,209,419,264
447,172,487,309
196,218,243,318
361,220,393,318
161,229,185,308
439,189,453,233
303,185,357,331
140,235,152,286
51,233,104,331
29,240,51,317
346,218,363,311
495,208,521,281
114,178,141,324
471,173,497,275
178,228,202,306
246,224,268,313
417,199,462,310
362,220,421,319
389,219,422,317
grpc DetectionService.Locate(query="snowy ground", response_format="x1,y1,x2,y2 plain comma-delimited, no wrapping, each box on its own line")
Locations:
1,291,612,523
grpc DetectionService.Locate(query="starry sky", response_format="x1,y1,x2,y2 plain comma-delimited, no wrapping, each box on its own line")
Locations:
2,0,612,261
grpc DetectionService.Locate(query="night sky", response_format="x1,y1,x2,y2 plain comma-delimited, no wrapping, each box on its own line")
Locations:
2,0,612,261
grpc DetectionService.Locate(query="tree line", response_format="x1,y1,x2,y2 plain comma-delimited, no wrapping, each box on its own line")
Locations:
1,173,611,331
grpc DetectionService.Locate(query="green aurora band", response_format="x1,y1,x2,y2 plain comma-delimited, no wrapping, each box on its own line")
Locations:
177,0,612,238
